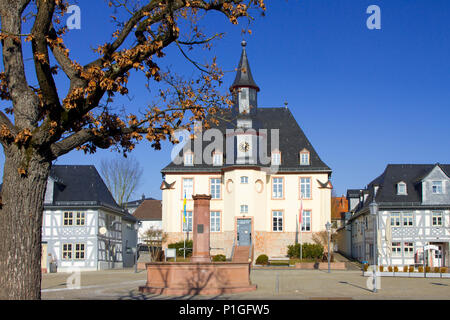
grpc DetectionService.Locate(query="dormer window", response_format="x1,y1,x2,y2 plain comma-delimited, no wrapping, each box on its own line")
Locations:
271,150,281,165
300,149,310,166
184,151,193,166
432,181,443,194
240,176,248,184
397,182,407,195
213,152,223,166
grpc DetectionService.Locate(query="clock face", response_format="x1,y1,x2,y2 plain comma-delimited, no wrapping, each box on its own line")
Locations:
239,142,250,152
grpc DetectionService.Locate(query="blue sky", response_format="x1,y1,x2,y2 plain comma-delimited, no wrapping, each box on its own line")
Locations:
1,0,449,200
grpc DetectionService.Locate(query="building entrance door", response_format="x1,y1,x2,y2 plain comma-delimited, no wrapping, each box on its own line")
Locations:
237,219,251,246
432,244,443,267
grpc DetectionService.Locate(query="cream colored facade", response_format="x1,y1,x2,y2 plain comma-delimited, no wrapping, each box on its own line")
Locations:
162,168,331,259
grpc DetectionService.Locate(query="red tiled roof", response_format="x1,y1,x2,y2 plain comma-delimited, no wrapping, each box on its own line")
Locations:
132,199,162,220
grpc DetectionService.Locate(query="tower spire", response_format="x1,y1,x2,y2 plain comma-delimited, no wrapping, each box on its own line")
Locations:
230,41,259,92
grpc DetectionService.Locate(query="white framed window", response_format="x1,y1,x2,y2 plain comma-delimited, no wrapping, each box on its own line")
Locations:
213,152,223,166
63,212,73,226
240,205,248,214
271,151,281,165
74,243,85,260
432,181,443,194
404,242,414,257
75,212,85,226
402,212,414,227
240,176,248,184
301,210,311,231
210,211,221,232
300,150,310,165
272,177,283,199
182,178,193,199
392,242,402,257
184,151,193,166
397,182,407,195
62,243,72,260
210,178,221,199
390,212,401,227
182,211,193,232
272,211,283,232
300,177,311,199
432,211,443,226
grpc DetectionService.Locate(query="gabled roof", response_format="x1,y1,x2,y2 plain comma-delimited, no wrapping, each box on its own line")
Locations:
349,164,450,220
161,107,331,174
230,41,259,92
132,199,162,221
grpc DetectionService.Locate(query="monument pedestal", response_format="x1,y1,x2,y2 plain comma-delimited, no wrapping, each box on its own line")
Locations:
138,194,257,295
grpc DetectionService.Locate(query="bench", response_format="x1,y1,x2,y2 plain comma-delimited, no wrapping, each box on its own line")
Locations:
268,256,290,265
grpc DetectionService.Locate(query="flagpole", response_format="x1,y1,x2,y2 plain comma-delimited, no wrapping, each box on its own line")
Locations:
299,194,303,261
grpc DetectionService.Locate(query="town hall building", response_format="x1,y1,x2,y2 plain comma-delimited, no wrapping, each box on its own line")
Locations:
160,42,332,261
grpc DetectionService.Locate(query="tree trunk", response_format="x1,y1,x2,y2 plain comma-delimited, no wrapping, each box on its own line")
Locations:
0,145,51,299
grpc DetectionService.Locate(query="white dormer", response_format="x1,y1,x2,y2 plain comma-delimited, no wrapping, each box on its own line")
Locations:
421,164,449,205
213,151,223,166
300,149,310,166
271,150,281,165
397,181,407,195
184,150,193,166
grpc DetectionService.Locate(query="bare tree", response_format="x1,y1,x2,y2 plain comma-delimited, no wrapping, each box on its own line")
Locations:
100,156,143,206
142,227,167,262
0,0,266,299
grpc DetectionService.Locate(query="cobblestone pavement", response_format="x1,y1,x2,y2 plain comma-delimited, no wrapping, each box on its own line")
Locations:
41,268,450,300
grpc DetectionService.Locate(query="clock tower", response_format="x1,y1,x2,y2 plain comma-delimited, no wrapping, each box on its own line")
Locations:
230,41,260,164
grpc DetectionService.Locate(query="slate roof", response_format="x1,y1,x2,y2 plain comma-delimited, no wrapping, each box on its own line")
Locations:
132,199,162,221
349,164,450,220
46,165,137,221
161,107,331,174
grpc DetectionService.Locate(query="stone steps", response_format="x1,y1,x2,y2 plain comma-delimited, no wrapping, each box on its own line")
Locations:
232,246,251,263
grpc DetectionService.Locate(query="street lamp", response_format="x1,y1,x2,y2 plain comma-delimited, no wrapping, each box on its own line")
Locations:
369,200,379,293
325,221,331,273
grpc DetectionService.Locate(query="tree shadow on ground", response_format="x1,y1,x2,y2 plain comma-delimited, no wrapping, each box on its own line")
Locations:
118,289,229,300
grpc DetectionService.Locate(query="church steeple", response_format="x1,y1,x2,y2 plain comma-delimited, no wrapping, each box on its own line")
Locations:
230,41,259,117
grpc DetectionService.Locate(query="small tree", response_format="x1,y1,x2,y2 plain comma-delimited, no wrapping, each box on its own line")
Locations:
142,227,167,262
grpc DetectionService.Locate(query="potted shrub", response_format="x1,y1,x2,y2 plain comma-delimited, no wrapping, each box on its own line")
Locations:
394,266,399,273
255,254,269,266
379,265,384,272
388,266,393,272
409,265,414,273
425,266,431,273
363,264,369,272
418,266,424,273
434,267,440,273
441,267,448,273
403,266,408,273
